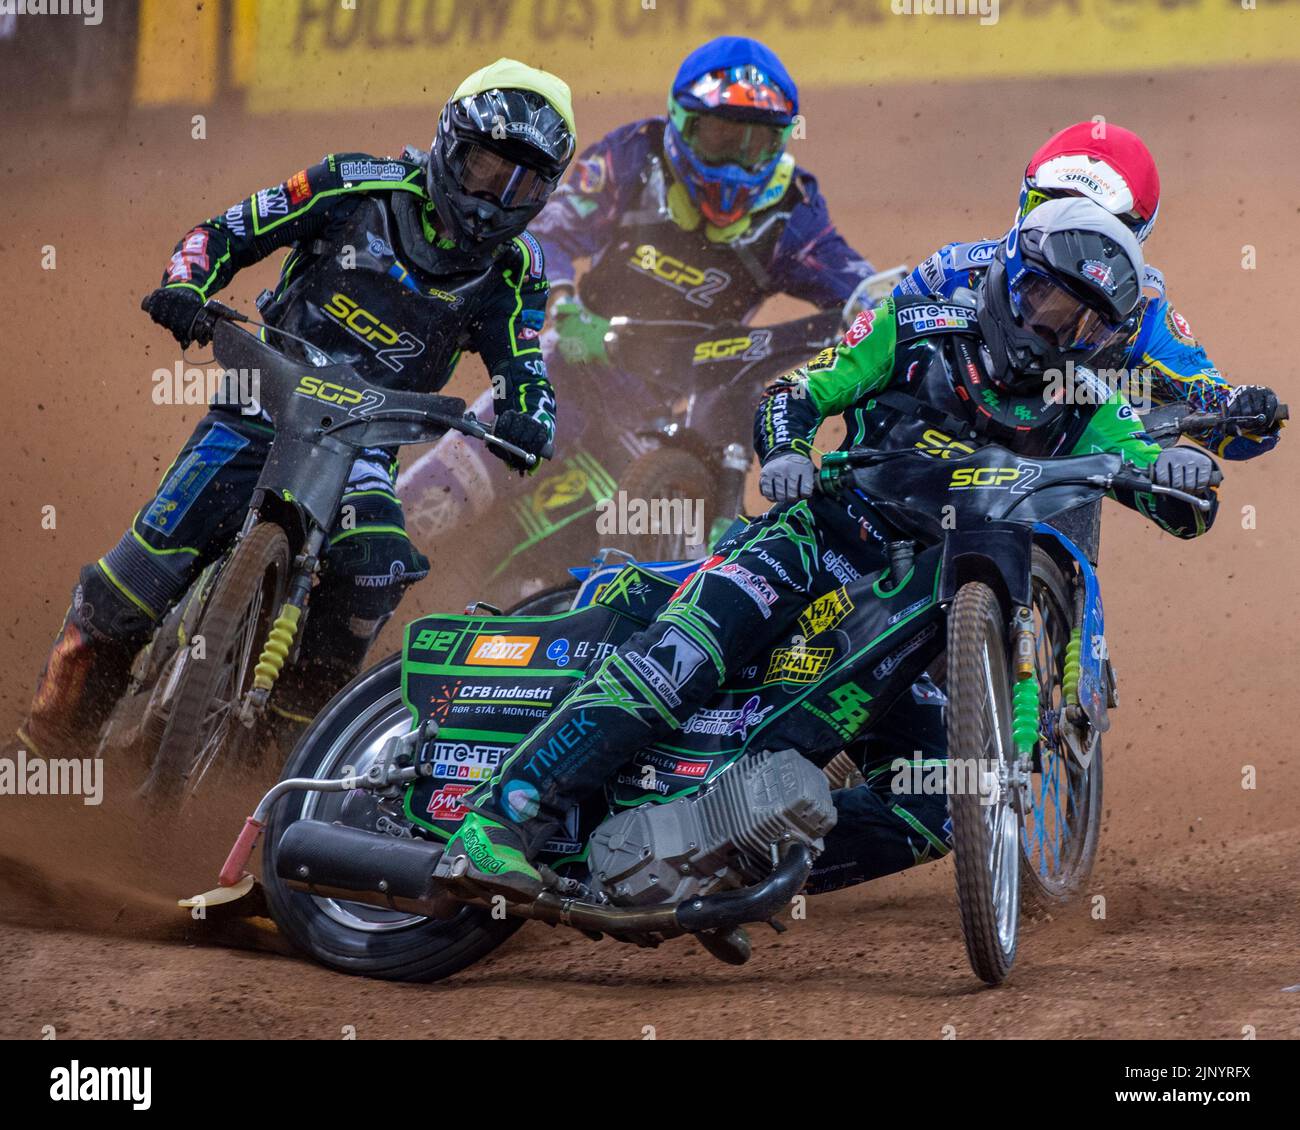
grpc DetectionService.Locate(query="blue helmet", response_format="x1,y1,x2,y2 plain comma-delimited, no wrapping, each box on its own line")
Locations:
664,36,798,228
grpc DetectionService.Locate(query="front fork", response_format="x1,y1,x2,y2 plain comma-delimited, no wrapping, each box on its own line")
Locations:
1007,604,1038,813
239,521,326,725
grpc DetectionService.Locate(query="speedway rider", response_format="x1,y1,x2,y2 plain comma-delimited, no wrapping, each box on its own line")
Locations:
805,121,1290,892
437,198,1222,901
15,59,575,756
396,36,876,576
897,121,1283,460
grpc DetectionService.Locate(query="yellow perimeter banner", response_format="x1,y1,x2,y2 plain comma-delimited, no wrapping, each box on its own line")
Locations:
135,0,1300,108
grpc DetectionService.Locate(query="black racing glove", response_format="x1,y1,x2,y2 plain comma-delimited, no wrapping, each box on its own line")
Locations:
1152,446,1216,493
491,410,552,474
1223,384,1282,436
141,287,209,348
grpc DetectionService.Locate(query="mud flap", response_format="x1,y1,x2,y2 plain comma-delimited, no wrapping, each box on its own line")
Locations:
938,522,1033,614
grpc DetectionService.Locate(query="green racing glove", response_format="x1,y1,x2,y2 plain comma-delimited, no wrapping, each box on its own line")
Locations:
551,299,611,365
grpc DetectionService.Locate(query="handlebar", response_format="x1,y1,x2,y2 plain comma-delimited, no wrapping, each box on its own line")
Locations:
191,300,539,468
1142,402,1289,441
820,446,1220,514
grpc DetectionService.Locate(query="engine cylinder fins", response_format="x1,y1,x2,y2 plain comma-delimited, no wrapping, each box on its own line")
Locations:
589,747,835,908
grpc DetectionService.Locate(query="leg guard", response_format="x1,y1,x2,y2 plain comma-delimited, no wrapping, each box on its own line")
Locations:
275,487,430,728
22,562,158,752
480,505,838,853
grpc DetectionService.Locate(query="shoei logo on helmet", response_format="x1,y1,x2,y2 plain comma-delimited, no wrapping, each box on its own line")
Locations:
1080,259,1117,296
504,120,546,148
1032,155,1135,217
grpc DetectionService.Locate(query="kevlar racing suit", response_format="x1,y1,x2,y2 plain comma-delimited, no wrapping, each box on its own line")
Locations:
445,295,1215,895
20,151,558,752
396,117,874,588
897,238,1281,460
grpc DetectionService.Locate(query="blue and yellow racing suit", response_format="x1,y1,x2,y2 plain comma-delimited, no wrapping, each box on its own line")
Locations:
897,238,1279,461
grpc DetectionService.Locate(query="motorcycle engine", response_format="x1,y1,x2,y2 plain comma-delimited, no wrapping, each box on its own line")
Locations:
588,747,837,907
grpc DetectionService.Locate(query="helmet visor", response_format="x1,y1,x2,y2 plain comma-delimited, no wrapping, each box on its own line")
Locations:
1022,186,1147,237
449,141,555,208
684,114,787,171
1012,268,1120,354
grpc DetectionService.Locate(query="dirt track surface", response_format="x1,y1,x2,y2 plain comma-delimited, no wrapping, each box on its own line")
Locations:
2,66,1299,1039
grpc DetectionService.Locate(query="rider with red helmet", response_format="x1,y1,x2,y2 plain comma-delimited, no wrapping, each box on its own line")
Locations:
899,121,1283,460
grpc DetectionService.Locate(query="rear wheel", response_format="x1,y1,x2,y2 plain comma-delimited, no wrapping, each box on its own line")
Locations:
262,653,522,982
1020,547,1104,911
142,522,290,807
613,446,714,562
946,581,1021,985
505,582,580,616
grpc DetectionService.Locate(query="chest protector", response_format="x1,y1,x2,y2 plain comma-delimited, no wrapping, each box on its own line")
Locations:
264,195,498,394
578,151,793,323
842,297,1081,461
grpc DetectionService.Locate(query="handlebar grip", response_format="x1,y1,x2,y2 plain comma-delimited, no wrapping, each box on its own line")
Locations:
1209,466,1224,488
1274,402,1289,424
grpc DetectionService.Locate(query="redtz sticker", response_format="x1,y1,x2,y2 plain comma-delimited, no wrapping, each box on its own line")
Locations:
843,310,875,347
1166,308,1196,344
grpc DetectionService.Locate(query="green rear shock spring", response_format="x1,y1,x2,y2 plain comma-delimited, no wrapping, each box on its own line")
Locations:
1012,675,1039,755
1063,627,1083,706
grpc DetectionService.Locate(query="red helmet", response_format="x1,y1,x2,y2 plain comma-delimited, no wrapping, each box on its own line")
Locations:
1020,122,1161,243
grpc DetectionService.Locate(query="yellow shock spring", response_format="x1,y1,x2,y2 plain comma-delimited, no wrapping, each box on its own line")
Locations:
253,604,302,692
1063,628,1082,706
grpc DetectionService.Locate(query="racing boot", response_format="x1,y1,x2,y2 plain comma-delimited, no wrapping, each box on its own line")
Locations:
18,614,138,758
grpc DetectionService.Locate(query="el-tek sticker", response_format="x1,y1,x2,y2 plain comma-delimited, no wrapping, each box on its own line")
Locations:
465,635,540,666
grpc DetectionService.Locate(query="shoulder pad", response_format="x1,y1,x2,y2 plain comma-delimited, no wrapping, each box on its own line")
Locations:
945,239,999,271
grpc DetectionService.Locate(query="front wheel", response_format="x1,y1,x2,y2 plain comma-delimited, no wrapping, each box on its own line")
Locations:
612,446,715,562
142,522,290,808
946,581,1022,985
1020,547,1104,912
262,653,522,982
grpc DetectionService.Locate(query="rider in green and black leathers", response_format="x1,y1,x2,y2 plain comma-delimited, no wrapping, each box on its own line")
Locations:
16,59,575,757
440,198,1221,902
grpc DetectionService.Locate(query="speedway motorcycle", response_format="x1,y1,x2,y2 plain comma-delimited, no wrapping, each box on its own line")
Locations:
201,419,1240,986
97,301,535,808
398,269,907,599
